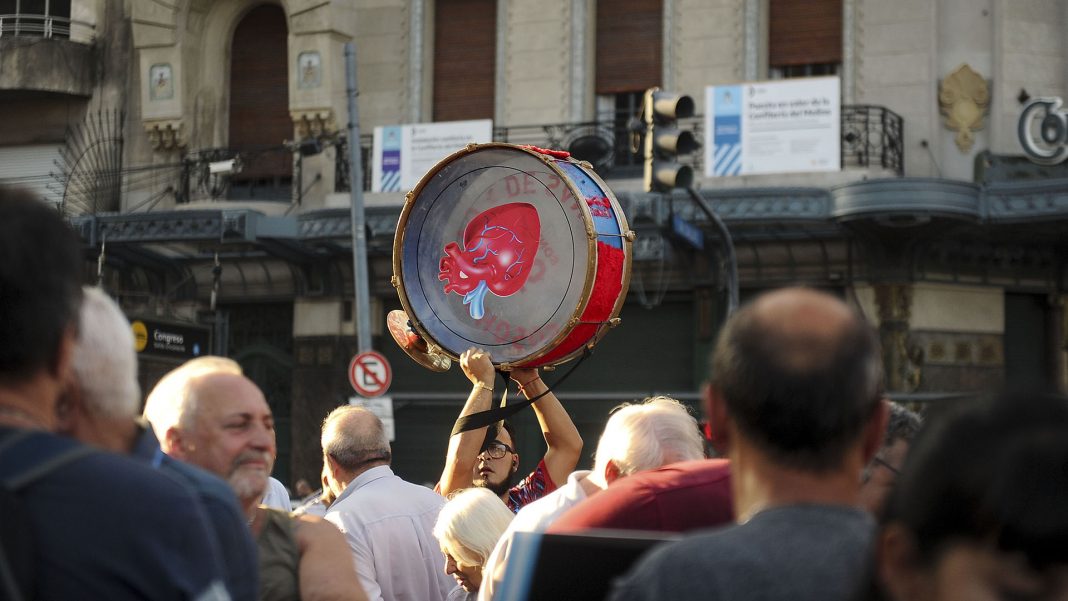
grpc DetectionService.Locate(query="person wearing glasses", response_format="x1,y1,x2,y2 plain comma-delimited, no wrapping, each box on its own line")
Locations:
437,348,583,513
859,402,921,515
321,405,454,601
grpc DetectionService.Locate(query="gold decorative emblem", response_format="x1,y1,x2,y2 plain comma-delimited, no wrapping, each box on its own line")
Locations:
939,64,989,153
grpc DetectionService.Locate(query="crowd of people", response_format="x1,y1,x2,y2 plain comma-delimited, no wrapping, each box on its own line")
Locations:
1,182,1066,601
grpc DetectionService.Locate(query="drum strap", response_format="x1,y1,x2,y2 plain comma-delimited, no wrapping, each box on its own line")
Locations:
450,350,592,435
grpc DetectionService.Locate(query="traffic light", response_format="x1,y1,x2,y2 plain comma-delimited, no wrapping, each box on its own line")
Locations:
642,87,700,192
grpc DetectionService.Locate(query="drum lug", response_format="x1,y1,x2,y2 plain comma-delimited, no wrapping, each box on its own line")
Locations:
608,318,622,328
578,160,594,170
624,230,636,241
390,275,399,288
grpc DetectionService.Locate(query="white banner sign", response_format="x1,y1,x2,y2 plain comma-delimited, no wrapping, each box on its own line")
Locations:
705,77,840,177
372,119,493,192
349,395,395,441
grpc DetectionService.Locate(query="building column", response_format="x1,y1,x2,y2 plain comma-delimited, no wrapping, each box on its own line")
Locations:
874,283,919,393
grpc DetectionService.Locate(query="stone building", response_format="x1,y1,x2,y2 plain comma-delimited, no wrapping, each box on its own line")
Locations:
3,0,1066,486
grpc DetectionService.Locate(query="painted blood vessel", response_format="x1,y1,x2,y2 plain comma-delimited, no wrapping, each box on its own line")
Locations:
439,202,541,319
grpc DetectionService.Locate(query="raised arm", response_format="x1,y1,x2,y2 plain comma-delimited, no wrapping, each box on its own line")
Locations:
436,347,496,496
510,367,583,487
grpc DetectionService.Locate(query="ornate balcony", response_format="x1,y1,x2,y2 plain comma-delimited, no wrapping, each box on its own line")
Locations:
0,9,96,96
330,105,904,192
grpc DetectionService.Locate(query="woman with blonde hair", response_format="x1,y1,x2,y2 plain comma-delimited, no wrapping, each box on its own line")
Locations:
433,487,514,600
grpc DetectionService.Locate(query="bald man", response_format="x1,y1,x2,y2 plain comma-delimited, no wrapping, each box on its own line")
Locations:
321,405,453,601
612,288,889,601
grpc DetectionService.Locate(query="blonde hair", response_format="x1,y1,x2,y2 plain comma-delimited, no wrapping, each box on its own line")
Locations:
432,488,514,569
592,396,705,481
143,355,243,439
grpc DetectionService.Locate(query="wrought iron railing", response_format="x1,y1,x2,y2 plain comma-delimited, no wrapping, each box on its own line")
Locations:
841,105,904,175
302,105,905,194
0,13,95,42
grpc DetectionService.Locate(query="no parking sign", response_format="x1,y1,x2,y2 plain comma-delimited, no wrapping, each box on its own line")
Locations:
348,350,392,398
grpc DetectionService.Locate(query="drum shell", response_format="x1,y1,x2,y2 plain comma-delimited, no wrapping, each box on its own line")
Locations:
392,143,632,368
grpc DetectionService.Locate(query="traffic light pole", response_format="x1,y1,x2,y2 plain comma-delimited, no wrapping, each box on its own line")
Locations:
686,186,739,316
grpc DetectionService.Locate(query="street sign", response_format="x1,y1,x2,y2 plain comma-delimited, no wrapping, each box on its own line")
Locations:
130,318,211,359
349,350,392,397
671,214,704,250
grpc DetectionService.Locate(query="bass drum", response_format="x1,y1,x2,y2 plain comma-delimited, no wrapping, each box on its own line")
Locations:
392,143,632,368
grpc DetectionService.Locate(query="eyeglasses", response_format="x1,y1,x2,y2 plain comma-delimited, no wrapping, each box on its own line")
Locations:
872,455,901,476
478,441,515,460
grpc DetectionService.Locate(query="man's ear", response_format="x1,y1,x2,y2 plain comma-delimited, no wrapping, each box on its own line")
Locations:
603,459,623,484
164,426,188,458
510,454,519,475
703,383,731,455
861,398,891,465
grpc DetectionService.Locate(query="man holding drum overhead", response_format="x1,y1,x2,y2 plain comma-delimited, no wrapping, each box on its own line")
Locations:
436,348,583,513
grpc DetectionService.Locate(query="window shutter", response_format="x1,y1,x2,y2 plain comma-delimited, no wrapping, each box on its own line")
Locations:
769,0,842,67
433,0,496,122
596,0,663,94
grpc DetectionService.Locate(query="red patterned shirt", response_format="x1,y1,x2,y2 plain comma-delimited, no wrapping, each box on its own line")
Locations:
505,458,557,513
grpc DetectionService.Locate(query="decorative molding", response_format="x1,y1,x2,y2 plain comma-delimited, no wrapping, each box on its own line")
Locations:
407,0,424,123
841,0,856,104
494,0,508,125
569,0,588,121
661,0,675,91
984,179,1068,222
144,119,185,150
291,110,337,139
743,0,761,80
938,64,990,153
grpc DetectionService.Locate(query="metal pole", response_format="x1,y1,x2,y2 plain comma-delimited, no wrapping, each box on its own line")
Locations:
687,186,739,316
345,43,372,353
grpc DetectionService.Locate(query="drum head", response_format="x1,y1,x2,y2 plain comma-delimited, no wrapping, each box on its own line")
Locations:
395,145,597,365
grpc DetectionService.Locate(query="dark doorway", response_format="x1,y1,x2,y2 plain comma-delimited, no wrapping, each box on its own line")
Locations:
1004,293,1053,391
227,303,295,486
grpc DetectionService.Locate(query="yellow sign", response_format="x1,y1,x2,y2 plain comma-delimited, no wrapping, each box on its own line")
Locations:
131,320,148,352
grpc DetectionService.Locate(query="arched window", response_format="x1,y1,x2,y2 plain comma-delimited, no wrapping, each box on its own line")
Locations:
229,4,292,200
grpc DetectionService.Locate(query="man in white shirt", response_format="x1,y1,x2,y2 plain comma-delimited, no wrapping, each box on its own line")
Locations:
261,476,293,511
322,405,454,601
478,396,706,600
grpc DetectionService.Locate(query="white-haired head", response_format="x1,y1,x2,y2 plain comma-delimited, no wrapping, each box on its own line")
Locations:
590,396,705,487
143,355,243,441
433,487,514,569
71,286,141,418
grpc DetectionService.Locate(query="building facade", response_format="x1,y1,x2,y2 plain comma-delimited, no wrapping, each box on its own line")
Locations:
3,0,1066,486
